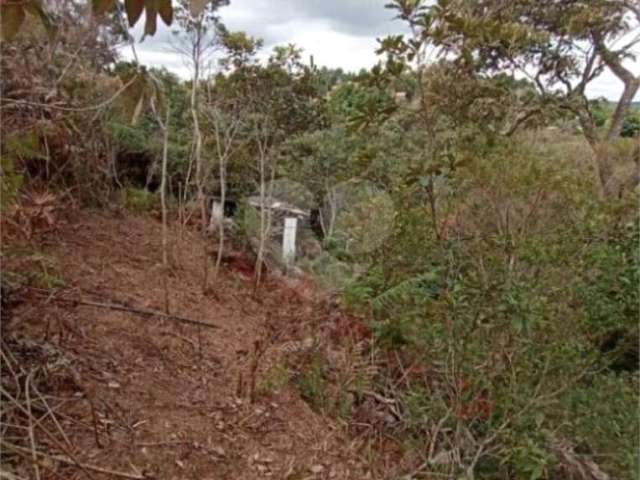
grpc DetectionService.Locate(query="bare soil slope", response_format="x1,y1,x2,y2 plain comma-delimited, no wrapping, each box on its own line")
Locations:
1,210,375,480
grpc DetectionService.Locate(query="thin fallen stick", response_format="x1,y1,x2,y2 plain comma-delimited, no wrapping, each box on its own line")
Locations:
134,440,192,447
1,441,144,479
31,383,73,450
0,386,95,480
49,296,221,330
0,347,23,398
25,371,41,480
0,469,28,480
1,443,68,480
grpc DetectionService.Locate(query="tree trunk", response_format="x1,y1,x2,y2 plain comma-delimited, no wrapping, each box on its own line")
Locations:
188,25,210,292
253,149,267,295
159,106,171,314
606,77,640,141
589,30,640,198
253,139,276,296
214,154,226,279
191,29,205,232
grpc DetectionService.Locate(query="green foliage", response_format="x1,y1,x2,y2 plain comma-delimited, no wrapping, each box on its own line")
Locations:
590,98,611,128
295,352,329,412
621,110,640,138
299,252,357,293
579,217,638,332
4,254,66,290
0,153,23,210
327,81,394,125
120,187,156,212
108,65,193,189
218,30,264,71
279,126,355,199
7,4,639,477
336,133,638,477
0,132,41,209
560,373,639,476
30,255,66,290
371,271,439,315
260,361,290,394
589,100,640,138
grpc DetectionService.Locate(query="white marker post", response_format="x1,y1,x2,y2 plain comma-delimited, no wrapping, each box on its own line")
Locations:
282,217,298,267
208,200,224,232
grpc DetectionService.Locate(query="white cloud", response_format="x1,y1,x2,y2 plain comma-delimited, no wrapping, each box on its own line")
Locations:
118,1,639,101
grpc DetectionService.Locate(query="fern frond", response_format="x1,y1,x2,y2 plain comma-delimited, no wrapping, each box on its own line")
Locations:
371,271,440,313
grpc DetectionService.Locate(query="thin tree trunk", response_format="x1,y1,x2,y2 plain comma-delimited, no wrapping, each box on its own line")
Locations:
211,108,240,281
213,110,227,281
159,106,171,313
589,31,640,197
191,31,205,231
253,141,276,295
188,25,210,292
606,77,640,141
319,182,337,239
214,153,226,278
426,176,441,241
254,147,267,295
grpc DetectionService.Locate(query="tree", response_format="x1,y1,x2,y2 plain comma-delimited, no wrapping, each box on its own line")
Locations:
212,36,322,292
0,0,131,203
202,59,247,280
380,0,640,196
172,0,228,290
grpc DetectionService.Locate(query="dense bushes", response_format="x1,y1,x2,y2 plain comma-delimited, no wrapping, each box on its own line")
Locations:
332,136,639,478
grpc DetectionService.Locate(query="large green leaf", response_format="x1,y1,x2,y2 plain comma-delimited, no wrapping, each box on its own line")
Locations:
0,3,26,41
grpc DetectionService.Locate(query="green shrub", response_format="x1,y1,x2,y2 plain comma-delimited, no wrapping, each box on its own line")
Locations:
0,152,23,210
259,361,290,394
295,352,329,412
621,111,640,138
1,131,42,209
120,187,156,212
325,138,638,478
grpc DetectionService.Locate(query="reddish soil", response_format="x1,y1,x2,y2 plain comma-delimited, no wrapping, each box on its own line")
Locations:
1,210,378,479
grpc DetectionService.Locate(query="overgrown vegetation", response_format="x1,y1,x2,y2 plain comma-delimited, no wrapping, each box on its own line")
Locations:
1,0,638,478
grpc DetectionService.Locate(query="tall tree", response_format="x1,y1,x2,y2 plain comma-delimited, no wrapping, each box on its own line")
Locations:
381,0,640,196
172,0,228,290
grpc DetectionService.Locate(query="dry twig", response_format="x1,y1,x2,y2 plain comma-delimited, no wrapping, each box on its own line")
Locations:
1,441,144,479
36,293,221,329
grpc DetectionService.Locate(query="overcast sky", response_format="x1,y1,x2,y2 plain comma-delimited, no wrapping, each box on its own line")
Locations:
119,0,639,101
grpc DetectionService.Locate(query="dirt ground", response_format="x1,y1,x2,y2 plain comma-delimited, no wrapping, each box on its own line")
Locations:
1,210,384,480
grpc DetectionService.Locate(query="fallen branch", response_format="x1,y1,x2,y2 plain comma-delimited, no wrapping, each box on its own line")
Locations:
25,372,41,480
0,470,28,480
0,386,94,480
74,299,221,329
1,441,144,479
32,290,221,330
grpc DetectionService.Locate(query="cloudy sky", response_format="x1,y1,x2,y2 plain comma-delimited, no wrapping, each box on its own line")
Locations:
120,0,639,101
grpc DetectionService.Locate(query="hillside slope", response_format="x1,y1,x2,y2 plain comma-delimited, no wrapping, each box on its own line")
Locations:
1,210,377,480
